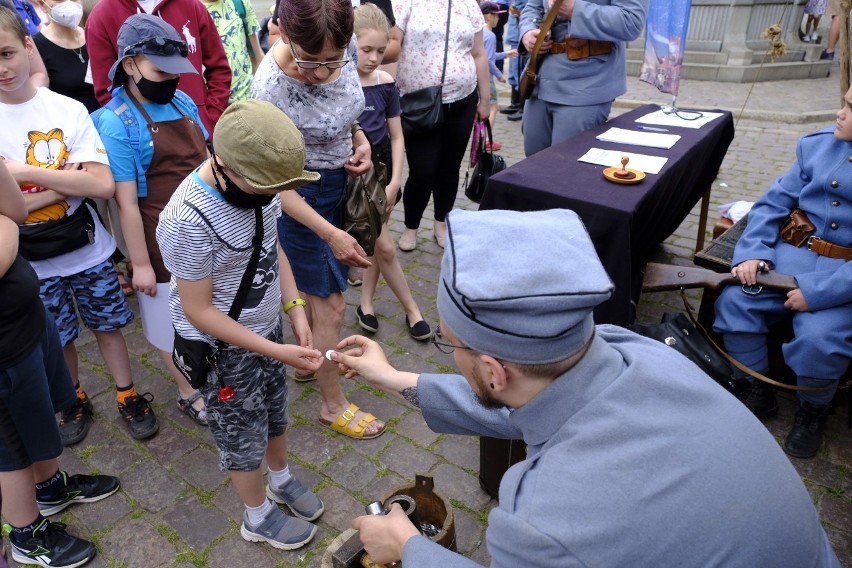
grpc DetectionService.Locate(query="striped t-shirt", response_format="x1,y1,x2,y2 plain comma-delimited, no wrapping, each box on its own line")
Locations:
156,171,282,345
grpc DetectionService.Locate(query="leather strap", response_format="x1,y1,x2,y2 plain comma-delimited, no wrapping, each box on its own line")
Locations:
550,38,613,60
678,290,838,392
524,0,563,78
807,236,852,260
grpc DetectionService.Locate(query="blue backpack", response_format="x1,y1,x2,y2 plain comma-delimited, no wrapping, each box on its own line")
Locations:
91,89,198,198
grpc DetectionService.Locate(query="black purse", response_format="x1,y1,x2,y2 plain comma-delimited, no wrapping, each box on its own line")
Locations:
18,199,96,261
632,312,748,399
399,1,451,136
464,121,506,203
173,208,263,389
343,135,387,257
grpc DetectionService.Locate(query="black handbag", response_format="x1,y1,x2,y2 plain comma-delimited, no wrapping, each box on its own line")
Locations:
18,200,96,261
632,312,748,399
173,208,263,389
399,1,451,136
464,121,506,203
343,146,387,257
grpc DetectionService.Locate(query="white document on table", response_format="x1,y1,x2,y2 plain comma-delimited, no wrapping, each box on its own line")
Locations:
635,109,724,129
578,148,668,175
596,127,681,149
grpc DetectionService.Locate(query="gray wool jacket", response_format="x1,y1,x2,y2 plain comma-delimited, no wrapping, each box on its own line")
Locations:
403,326,839,568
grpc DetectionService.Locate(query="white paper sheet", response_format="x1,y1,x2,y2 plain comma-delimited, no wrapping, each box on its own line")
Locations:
635,109,724,129
578,148,668,175
137,283,175,352
596,127,681,149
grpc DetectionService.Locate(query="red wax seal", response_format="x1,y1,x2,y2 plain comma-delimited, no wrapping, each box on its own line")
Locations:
218,385,236,402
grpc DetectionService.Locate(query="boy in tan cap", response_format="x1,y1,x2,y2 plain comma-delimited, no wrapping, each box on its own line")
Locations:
156,99,325,551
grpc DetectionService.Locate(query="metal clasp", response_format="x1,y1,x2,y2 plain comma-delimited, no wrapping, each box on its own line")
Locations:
741,284,763,295
807,235,821,251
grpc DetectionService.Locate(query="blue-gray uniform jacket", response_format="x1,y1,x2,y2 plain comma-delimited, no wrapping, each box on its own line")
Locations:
401,327,839,567
518,0,647,105
714,128,852,382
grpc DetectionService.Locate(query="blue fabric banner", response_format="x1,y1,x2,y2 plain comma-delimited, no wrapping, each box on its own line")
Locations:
639,0,692,97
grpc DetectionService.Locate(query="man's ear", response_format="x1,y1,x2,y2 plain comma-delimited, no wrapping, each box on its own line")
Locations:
480,355,508,391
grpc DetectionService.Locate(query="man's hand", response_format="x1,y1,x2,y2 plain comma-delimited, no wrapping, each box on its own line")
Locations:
522,29,552,53
131,263,158,297
784,288,811,312
498,75,507,83
505,48,519,58
327,229,372,268
352,504,421,564
731,259,769,287
556,0,575,20
331,335,418,399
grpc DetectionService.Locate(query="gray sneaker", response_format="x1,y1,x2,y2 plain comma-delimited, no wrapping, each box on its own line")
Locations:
240,506,317,551
265,476,325,521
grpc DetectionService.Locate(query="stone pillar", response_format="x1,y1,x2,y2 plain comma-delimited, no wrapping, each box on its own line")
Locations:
720,0,755,65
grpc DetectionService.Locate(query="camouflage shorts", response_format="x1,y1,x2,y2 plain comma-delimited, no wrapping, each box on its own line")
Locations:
201,325,289,472
38,259,134,347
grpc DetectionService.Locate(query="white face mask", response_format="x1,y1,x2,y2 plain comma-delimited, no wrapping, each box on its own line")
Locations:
48,1,83,28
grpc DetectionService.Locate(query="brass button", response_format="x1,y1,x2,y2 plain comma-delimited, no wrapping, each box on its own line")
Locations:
831,222,839,229
833,200,841,206
831,180,840,188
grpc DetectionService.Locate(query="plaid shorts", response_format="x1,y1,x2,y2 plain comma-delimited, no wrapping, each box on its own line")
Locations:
39,259,134,346
201,325,289,472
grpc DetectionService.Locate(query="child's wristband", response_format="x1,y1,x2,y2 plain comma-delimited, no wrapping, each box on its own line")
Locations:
283,298,306,314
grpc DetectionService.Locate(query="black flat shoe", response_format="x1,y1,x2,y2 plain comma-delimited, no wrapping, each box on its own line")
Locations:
356,306,379,333
406,316,432,341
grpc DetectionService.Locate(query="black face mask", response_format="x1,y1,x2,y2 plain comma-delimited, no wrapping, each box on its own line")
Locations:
134,73,179,104
211,156,274,209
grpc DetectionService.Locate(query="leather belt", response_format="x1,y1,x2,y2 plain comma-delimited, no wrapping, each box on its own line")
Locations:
549,38,613,60
807,236,852,260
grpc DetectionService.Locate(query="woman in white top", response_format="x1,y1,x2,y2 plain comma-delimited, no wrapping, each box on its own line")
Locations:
394,0,490,251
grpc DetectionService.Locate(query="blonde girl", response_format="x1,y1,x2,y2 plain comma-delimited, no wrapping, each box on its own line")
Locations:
352,3,431,341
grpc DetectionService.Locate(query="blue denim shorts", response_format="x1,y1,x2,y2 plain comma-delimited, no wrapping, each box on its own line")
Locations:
277,168,348,298
39,259,134,346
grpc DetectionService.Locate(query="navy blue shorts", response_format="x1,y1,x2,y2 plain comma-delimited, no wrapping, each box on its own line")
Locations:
39,258,134,346
0,308,75,471
278,168,348,298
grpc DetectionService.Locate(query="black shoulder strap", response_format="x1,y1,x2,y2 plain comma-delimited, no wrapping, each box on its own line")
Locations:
215,207,264,351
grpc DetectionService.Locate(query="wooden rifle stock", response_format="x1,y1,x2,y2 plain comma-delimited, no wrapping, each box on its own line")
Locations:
643,263,798,293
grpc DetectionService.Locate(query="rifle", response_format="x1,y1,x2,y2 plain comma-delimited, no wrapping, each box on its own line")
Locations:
642,262,798,293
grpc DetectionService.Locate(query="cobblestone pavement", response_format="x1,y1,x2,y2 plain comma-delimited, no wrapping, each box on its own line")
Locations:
22,74,852,567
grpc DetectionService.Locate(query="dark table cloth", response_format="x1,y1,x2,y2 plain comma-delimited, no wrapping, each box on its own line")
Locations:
480,104,735,325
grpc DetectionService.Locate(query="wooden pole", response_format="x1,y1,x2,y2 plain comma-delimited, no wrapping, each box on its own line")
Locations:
841,0,851,105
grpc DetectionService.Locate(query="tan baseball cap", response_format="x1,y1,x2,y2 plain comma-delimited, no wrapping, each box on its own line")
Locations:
212,100,320,191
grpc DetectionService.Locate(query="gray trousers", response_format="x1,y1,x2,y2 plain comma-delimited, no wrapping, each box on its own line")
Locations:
522,98,612,156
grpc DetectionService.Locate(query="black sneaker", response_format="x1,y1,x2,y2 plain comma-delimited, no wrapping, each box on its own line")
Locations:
406,316,432,341
118,393,159,440
356,306,379,333
37,471,120,516
10,519,96,568
506,109,524,122
57,396,93,447
499,104,521,115
742,380,778,419
784,401,831,459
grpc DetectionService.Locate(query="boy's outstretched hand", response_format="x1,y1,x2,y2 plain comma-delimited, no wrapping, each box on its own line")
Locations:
273,344,323,374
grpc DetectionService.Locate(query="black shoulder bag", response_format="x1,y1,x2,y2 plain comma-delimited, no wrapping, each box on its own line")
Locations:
399,0,452,135
172,207,264,390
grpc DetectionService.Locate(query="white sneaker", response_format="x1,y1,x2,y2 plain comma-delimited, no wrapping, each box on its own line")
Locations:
811,31,819,42
803,34,811,43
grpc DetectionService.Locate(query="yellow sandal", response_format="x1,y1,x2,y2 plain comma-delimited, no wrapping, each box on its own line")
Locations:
319,403,385,440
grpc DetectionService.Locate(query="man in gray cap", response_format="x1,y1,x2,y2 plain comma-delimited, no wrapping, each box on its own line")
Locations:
332,208,839,567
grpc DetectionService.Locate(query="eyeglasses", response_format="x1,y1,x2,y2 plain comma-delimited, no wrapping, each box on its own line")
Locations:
431,326,475,354
123,37,189,58
288,42,350,70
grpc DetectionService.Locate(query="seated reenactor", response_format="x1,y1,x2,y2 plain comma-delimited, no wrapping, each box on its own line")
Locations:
714,87,852,459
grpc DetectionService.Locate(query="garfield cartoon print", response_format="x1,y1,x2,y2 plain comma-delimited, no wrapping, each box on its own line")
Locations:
19,127,72,224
